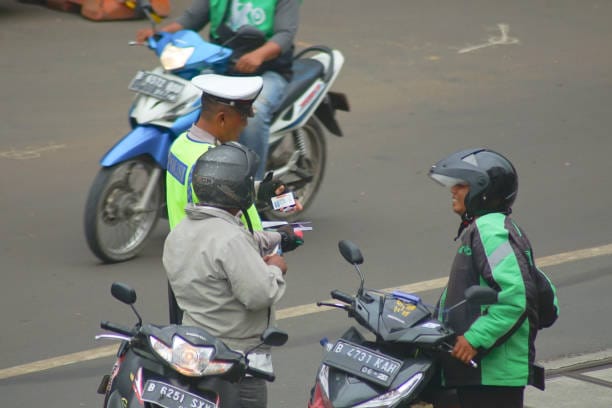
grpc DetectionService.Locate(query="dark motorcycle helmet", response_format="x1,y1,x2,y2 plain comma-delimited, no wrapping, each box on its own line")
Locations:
428,148,518,217
192,142,260,210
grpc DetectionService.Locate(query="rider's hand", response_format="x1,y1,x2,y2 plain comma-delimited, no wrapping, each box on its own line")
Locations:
136,28,155,43
234,50,265,73
277,226,304,253
451,335,477,365
264,254,287,275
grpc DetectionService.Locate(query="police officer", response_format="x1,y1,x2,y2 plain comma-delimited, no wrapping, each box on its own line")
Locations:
166,74,264,230
165,74,302,323
163,142,287,408
428,148,558,408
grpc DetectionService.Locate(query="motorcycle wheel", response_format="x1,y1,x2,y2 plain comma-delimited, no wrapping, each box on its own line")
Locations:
263,117,326,221
84,157,163,263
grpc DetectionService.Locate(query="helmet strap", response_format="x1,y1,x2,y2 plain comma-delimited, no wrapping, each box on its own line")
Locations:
242,207,255,235
454,213,474,241
454,207,512,240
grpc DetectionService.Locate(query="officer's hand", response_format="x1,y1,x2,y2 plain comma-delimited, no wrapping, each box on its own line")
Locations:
264,254,287,275
257,172,284,206
451,335,477,365
280,199,303,214
278,226,304,253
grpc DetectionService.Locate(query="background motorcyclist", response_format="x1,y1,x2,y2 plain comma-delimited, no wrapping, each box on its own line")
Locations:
165,73,303,324
163,142,288,408
428,148,557,408
136,0,301,180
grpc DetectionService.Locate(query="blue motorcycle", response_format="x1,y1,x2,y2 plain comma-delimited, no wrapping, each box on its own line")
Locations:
83,14,349,263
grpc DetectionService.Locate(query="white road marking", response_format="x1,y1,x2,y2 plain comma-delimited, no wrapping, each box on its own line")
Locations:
0,143,66,160
458,23,519,54
2,242,612,380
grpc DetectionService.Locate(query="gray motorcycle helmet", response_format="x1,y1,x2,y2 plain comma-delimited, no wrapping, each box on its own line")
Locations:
192,142,260,210
428,148,518,217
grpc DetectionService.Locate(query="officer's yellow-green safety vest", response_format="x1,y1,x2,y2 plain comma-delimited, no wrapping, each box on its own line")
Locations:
166,132,263,230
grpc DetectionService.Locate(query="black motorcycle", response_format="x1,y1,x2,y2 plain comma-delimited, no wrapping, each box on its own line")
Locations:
96,282,288,408
307,240,498,408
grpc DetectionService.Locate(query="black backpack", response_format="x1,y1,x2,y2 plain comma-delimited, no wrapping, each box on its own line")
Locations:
532,266,558,329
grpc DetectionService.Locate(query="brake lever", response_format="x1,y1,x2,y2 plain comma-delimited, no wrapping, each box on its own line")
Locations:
316,301,349,310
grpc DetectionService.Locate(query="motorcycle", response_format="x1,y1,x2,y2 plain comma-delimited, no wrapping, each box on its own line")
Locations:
96,281,288,408
308,240,498,408
83,6,349,263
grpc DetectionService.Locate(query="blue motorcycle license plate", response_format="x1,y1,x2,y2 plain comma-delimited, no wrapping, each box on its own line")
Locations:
142,380,216,408
323,340,403,387
128,71,185,102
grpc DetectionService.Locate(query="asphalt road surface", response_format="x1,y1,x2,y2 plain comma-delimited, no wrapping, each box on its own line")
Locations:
1,0,612,407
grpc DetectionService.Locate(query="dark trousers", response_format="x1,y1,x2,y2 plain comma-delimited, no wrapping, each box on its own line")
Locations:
431,386,524,408
168,281,183,324
456,385,525,408
239,377,267,408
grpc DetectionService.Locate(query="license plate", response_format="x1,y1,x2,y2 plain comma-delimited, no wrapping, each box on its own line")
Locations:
142,380,216,408
128,71,185,102
322,340,402,387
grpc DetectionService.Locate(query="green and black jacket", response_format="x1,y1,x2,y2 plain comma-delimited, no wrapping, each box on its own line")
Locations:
438,212,547,388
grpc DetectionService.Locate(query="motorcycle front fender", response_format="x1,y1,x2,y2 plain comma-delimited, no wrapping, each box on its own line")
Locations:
100,126,173,169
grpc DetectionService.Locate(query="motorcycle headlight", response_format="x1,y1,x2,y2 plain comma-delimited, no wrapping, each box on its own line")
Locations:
160,45,195,71
150,335,234,377
353,372,424,408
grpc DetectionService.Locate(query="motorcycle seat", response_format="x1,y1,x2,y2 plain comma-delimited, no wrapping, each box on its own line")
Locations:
272,58,325,120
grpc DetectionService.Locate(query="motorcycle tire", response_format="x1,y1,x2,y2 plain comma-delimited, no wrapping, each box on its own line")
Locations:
263,117,326,221
84,157,163,263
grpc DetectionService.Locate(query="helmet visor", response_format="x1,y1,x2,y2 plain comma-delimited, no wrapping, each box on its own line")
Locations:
429,173,468,188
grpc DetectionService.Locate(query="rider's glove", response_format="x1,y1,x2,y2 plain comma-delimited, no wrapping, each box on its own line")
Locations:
278,226,304,253
257,171,284,208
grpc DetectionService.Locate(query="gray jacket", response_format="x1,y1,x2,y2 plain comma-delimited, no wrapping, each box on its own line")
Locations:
176,0,299,53
162,205,286,351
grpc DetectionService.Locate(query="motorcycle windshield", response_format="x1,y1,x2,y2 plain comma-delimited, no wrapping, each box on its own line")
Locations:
380,296,430,332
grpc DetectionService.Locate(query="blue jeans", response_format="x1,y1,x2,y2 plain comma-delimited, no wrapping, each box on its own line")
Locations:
239,71,288,180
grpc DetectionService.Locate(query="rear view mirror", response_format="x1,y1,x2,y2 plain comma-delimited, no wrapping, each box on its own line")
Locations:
261,327,288,347
465,286,498,306
111,282,137,305
338,240,364,265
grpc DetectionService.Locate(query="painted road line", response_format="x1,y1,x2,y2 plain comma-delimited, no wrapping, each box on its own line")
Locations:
0,345,117,380
2,242,612,380
278,242,612,320
0,143,66,160
458,23,519,54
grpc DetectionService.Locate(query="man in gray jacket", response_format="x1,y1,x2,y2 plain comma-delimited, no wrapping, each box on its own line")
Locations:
163,142,287,408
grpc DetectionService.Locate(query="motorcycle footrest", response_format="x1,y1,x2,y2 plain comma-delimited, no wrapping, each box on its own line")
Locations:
97,374,110,395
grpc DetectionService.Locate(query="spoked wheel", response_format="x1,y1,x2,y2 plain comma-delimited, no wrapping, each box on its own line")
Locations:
263,117,327,221
84,158,163,263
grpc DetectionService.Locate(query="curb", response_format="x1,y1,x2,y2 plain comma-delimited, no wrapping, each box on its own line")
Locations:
541,348,612,376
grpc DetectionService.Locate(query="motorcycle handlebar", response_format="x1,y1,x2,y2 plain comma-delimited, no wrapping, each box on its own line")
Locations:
330,289,354,304
100,321,135,337
245,366,276,382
